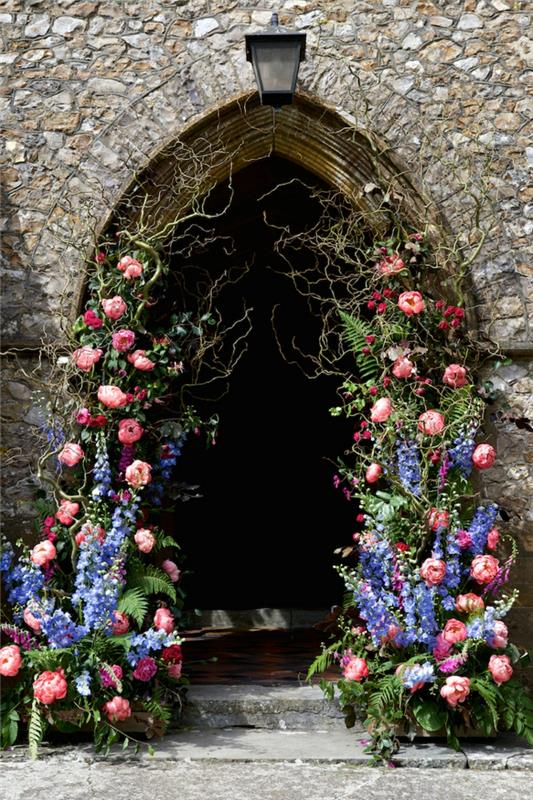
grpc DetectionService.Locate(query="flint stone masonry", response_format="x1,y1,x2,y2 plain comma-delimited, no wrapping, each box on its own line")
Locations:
1,0,532,658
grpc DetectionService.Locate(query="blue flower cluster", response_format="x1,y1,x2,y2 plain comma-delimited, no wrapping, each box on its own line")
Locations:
147,437,185,506
396,439,421,496
0,545,45,616
91,433,113,501
400,662,435,691
413,582,438,647
468,504,498,554
40,608,87,649
466,605,497,642
448,427,476,478
74,670,92,696
353,531,401,645
126,629,181,666
72,497,138,630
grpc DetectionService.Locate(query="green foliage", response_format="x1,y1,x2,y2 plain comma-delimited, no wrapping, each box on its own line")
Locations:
0,706,19,749
28,700,44,760
339,310,379,381
128,564,177,603
411,697,446,732
117,588,149,627
367,675,401,716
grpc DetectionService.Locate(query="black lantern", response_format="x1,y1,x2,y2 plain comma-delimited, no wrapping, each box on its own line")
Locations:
245,13,306,108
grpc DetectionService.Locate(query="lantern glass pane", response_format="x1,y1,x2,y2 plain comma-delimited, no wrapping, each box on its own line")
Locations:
252,40,301,94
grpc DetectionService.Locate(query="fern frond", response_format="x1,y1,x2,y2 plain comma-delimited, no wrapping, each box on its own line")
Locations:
129,565,176,602
117,588,149,627
339,310,371,352
28,700,43,759
156,535,180,551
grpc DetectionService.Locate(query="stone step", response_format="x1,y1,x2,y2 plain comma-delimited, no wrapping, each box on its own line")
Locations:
195,608,330,630
179,684,360,731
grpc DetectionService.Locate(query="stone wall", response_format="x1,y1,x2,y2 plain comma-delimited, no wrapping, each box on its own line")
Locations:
1,0,532,653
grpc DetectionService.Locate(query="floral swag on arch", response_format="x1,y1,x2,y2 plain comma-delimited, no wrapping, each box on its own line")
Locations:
1,190,533,761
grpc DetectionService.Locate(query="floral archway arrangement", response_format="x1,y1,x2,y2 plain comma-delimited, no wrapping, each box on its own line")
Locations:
294,216,533,762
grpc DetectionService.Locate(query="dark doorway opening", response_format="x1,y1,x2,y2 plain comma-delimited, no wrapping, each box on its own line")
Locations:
170,157,354,612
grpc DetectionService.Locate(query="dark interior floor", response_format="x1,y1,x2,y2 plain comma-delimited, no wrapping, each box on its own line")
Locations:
183,627,339,685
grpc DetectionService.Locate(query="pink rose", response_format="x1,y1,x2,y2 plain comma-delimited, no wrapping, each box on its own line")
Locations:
31,540,56,567
103,696,131,722
0,644,22,677
101,296,127,320
456,529,473,549
162,644,183,663
488,654,513,685
392,356,415,379
168,662,183,679
343,657,369,681
455,593,484,614
134,528,156,553
162,559,180,583
118,418,143,445
418,410,445,435
56,500,80,526
83,309,103,329
128,349,155,371
487,527,500,550
470,554,499,585
98,385,129,409
133,656,158,681
33,667,68,705
117,255,143,280
491,621,508,649
442,618,468,644
428,508,449,530
58,442,84,467
72,346,103,372
398,291,425,316
433,634,453,661
112,329,136,352
76,408,92,425
24,607,42,632
370,397,392,423
377,254,405,276
125,460,152,487
420,557,446,586
440,675,470,706
365,463,382,483
100,664,123,688
442,364,468,388
111,611,130,635
154,607,174,634
472,443,496,470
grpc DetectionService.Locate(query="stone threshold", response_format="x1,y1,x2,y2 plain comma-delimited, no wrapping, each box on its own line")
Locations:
194,608,330,630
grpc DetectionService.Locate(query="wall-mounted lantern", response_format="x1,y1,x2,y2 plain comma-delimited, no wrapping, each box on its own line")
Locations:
245,12,306,108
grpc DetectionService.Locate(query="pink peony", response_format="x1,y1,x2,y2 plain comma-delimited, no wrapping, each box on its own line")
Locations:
487,527,500,550
455,593,484,614
154,607,174,634
128,349,155,371
472,443,496,470
470,554,499,585
370,397,392,423
456,529,473,549
365,463,382,483
58,442,84,467
72,346,103,372
33,667,68,705
56,500,80,526
433,634,453,661
98,385,129,409
100,664,123,688
440,675,470,706
101,296,127,320
491,621,508,649
0,644,22,677
125,460,152,487
111,611,130,635
488,654,513,685
133,656,158,682
343,657,369,681
398,291,425,316
443,364,468,388
392,356,415,379
118,418,143,445
168,662,183,679
112,329,136,352
377,254,405,276
162,559,180,583
103,696,131,722
76,408,92,425
420,557,446,586
428,508,449,531
418,410,445,435
117,255,143,280
442,619,468,644
134,528,156,553
31,540,56,567
23,607,42,632
83,309,103,329
76,522,105,548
